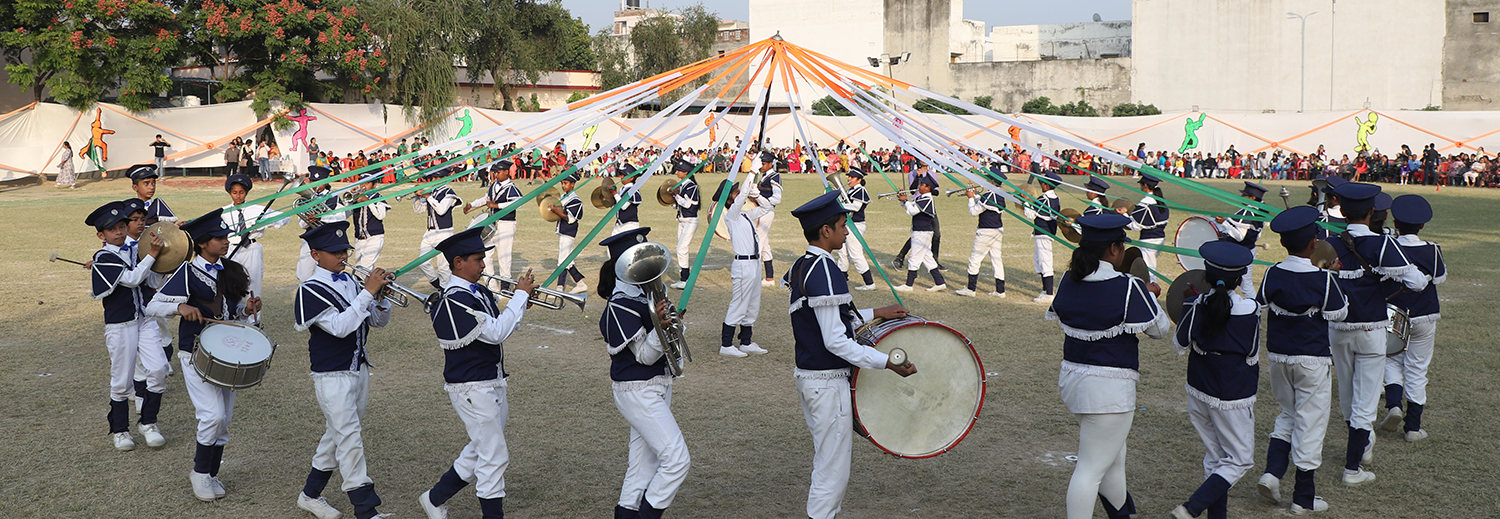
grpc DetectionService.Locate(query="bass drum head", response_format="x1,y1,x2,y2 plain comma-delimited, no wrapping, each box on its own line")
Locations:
852,319,985,458
1175,216,1220,272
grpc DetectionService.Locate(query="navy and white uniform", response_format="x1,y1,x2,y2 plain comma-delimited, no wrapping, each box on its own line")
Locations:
754,170,783,271
1384,234,1445,431
420,276,528,514
614,184,643,235
723,186,772,340
93,240,168,434
602,282,689,515
902,192,940,273
1217,205,1265,298
963,191,1006,293
1126,196,1169,282
1047,260,1168,519
1256,255,1347,510
416,186,462,285
293,266,392,514
1316,206,1345,241
472,179,522,280
297,195,346,281
673,177,700,270
1171,290,1263,517
222,203,288,305
835,184,871,279
1023,190,1062,277
144,197,178,223
556,190,585,274
1082,195,1109,217
350,199,390,270
784,247,889,519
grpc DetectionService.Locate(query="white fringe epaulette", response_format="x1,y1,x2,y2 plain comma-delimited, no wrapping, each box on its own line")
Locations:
1409,313,1441,325
1268,302,1319,317
612,374,673,391
1373,263,1417,278
1058,320,1159,342
309,370,360,379
1172,334,1190,355
787,293,853,314
1060,361,1138,381
1323,306,1348,323
1331,319,1388,331
1335,269,1365,280
445,377,508,393
1267,353,1333,367
1185,383,1257,410
794,367,853,380
1432,273,1446,285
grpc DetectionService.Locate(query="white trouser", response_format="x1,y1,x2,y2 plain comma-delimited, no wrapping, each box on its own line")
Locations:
1066,411,1132,519
1032,235,1055,276
723,259,762,326
1187,396,1256,485
1329,327,1384,431
966,228,1005,279
126,318,170,393
1238,264,1257,300
447,384,509,499
484,220,517,281
419,229,455,285
798,374,853,519
311,368,374,491
558,235,577,269
676,217,698,269
1138,237,1164,283
614,381,690,510
106,322,161,399
836,222,870,274
613,221,641,236
227,241,265,300
1385,319,1437,406
180,351,236,446
1268,360,1332,471
906,230,937,272
756,212,775,263
297,242,316,282
353,235,384,271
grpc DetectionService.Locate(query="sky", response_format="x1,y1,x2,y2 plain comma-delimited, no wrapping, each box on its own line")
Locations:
560,0,1132,37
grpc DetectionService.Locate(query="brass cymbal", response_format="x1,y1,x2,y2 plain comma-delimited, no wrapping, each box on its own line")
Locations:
141,222,191,274
1111,197,1135,211
1121,246,1144,275
1059,208,1083,243
590,185,611,210
532,187,559,206
1311,239,1338,269
1020,182,1042,201
657,178,680,206
1128,255,1151,282
538,193,562,222
1166,269,1210,323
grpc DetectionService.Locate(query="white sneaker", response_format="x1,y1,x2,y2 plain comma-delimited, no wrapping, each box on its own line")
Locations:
1405,429,1428,442
1342,468,1376,486
112,432,136,452
987,291,1007,298
1169,504,1193,519
926,284,947,292
138,423,166,448
1257,473,1281,504
718,346,748,358
1363,433,1375,465
761,278,775,287
1379,407,1404,432
954,288,976,297
893,285,913,292
570,281,589,294
738,343,768,355
853,284,877,291
189,471,217,501
1289,496,1330,515
298,492,343,519
669,281,687,289
419,490,449,519
1031,293,1054,304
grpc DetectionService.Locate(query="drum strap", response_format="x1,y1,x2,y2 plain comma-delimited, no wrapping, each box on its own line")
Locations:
1338,232,1379,278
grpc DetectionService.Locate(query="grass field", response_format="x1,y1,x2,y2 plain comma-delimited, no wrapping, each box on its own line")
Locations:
1,173,1496,518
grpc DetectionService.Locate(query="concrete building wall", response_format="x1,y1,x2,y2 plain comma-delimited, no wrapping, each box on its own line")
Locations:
949,57,1133,114
1442,0,1500,110
989,21,1132,62
952,19,989,63
884,0,955,93
1132,0,1445,113
750,0,884,71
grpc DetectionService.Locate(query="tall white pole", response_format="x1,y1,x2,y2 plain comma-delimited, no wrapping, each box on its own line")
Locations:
1288,12,1317,113
1330,0,1336,110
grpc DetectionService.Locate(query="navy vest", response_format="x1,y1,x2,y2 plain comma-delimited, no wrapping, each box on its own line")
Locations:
1177,300,1261,402
600,295,670,381
848,185,869,223
427,187,457,230
91,249,143,324
616,190,641,224
676,179,700,219
910,195,936,232
159,261,243,353
758,172,781,198
787,254,858,371
1132,202,1170,240
1388,240,1444,318
489,182,521,221
1257,266,1345,357
352,205,385,238
430,286,506,383
1328,232,1410,324
557,195,583,237
1051,273,1161,371
976,192,1004,229
294,280,370,373
1032,194,1061,236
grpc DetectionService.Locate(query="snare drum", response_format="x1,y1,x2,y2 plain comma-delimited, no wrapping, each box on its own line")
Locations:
851,316,986,458
1386,304,1411,356
1175,216,1223,271
192,323,277,390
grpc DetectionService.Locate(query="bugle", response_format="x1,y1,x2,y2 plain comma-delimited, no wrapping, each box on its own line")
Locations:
945,186,977,197
341,261,437,311
876,189,917,199
478,273,589,312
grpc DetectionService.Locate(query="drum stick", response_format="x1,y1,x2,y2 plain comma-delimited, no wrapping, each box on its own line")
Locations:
48,252,89,267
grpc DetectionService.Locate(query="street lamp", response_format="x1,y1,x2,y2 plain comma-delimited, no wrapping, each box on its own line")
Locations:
1287,11,1318,113
867,52,909,78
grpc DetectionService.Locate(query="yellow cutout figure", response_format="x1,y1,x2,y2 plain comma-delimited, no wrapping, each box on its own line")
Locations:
80,108,115,171
1355,113,1378,153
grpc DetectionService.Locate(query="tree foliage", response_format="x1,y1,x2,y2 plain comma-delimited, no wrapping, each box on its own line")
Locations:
1110,101,1161,117
810,95,851,117
2,0,191,111
972,95,993,111
360,0,469,129
594,2,718,92
1020,96,1099,117
914,97,969,115
1021,96,1059,115
462,0,592,111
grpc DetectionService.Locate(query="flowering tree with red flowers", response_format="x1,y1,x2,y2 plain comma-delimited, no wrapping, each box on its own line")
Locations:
2,0,190,111
188,0,385,119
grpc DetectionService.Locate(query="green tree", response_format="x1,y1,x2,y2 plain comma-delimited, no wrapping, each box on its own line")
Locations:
1021,96,1060,115
1111,102,1161,116
810,95,852,116
596,3,717,92
973,95,993,111
914,97,969,115
463,0,591,111
2,0,189,111
592,28,632,91
565,90,590,103
361,0,469,129
1058,100,1099,117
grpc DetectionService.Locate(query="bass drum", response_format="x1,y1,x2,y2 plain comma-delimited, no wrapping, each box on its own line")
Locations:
851,316,986,458
1174,216,1222,271
192,322,277,390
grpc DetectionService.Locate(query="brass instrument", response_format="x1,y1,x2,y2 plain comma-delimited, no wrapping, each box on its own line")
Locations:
139,222,192,273
945,184,978,197
876,189,918,199
656,178,680,206
536,188,563,223
590,176,617,210
614,241,690,376
478,273,589,312
341,261,437,311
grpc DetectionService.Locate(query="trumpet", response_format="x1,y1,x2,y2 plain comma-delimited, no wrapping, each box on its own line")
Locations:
478,273,589,312
340,189,367,204
945,186,978,197
876,189,918,199
341,261,438,311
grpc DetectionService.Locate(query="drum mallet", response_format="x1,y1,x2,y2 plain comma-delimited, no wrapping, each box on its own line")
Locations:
888,348,909,367
49,253,89,267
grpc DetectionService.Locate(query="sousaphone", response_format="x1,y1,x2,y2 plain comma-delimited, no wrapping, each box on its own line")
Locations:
140,222,192,274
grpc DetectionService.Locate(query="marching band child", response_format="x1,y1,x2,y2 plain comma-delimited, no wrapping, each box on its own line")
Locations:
222,173,289,321
670,160,700,289
466,162,522,287
1082,176,1111,217
297,166,348,282
834,169,876,291
1215,182,1268,299
955,180,1006,298
88,201,168,451
292,222,394,519
715,180,771,358
1169,242,1262,519
414,173,463,289
753,151,783,286
1126,173,1169,283
1381,195,1446,442
418,228,534,519
350,178,391,271
1023,172,1063,302
895,176,946,292
597,227,690,519
129,164,177,368
548,173,589,293
614,165,644,235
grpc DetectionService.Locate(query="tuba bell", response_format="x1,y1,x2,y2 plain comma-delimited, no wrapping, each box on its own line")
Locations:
615,241,691,376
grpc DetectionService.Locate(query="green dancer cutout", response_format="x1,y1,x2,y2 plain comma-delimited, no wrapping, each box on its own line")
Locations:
454,108,474,141
1354,113,1378,153
1178,113,1206,154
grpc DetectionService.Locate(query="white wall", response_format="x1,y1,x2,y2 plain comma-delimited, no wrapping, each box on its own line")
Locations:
749,0,884,71
990,21,1132,62
1132,0,1445,113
